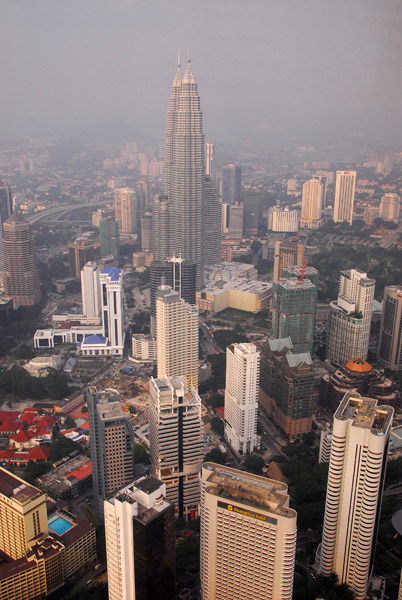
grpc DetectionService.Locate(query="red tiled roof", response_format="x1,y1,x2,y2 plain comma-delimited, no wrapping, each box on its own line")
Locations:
10,430,35,443
28,446,51,461
0,411,20,433
67,461,92,482
215,406,225,419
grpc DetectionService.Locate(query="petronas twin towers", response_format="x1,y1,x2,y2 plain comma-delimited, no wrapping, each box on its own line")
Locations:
154,51,221,290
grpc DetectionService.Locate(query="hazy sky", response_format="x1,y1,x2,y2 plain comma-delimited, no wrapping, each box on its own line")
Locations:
2,0,402,142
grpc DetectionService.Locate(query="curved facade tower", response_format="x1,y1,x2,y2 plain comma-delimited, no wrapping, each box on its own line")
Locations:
319,391,393,599
164,53,205,289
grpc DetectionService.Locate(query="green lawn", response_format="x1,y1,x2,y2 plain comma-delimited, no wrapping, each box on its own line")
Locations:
214,308,252,323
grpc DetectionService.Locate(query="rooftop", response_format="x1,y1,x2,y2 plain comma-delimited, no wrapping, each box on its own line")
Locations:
101,266,121,282
0,467,44,504
336,392,393,434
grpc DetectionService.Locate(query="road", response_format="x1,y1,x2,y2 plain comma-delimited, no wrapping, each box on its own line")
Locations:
199,322,221,355
26,199,111,225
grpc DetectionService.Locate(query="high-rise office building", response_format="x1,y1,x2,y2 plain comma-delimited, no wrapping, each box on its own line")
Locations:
149,376,203,519
68,238,95,278
327,268,375,366
300,176,325,228
378,285,402,371
243,188,262,234
272,277,318,355
81,261,101,319
152,195,170,261
140,212,153,251
3,214,41,306
319,391,393,600
164,54,206,290
333,170,356,224
224,343,260,455
87,387,135,519
227,203,243,240
204,176,221,266
99,216,119,259
99,266,125,356
222,164,241,205
273,239,303,282
150,257,196,335
114,187,137,233
206,142,214,176
0,179,13,268
379,192,400,223
200,463,297,600
104,477,176,600
156,284,198,390
259,337,314,440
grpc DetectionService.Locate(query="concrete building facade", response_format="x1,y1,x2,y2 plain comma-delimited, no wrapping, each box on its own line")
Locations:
333,170,356,224
378,285,402,371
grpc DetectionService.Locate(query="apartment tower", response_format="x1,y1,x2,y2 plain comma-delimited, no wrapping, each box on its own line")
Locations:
300,176,325,228
379,192,400,223
2,214,41,306
327,268,375,366
114,187,137,233
149,376,203,519
224,343,260,455
333,170,356,224
200,463,297,600
104,477,176,600
319,391,393,599
87,388,135,519
156,284,199,390
378,285,402,371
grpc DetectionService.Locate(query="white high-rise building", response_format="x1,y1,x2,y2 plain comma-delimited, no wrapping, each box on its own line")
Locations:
300,177,325,228
81,261,101,319
319,391,393,600
379,192,400,223
114,187,137,233
156,284,199,390
224,343,260,455
99,266,125,356
268,206,299,232
333,170,356,224
104,477,176,600
327,268,375,366
149,376,203,519
200,463,297,600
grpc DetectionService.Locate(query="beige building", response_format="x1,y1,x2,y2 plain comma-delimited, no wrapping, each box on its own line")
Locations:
156,284,199,390
196,279,271,314
364,205,379,226
273,240,303,282
131,333,157,361
200,463,297,600
3,214,41,306
149,377,203,519
319,392,393,600
114,187,137,233
300,176,325,228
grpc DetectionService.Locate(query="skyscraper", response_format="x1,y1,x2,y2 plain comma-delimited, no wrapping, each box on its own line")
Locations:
114,187,137,233
204,176,221,266
200,463,297,600
152,195,170,262
224,343,260,455
0,179,13,268
271,277,318,355
156,284,199,390
81,261,100,319
87,387,135,519
327,268,375,366
333,170,356,225
104,477,176,600
259,337,314,440
243,188,262,234
3,214,41,306
99,266,125,356
228,203,243,239
164,52,206,289
379,192,400,223
300,176,325,228
149,376,203,519
222,163,241,204
319,391,393,599
378,285,402,371
206,142,214,176
150,257,196,334
99,216,119,259
140,212,153,251
68,238,95,279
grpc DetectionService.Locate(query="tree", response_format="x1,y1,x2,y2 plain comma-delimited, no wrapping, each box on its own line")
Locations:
134,443,150,464
23,460,51,484
15,344,35,360
251,240,262,254
81,405,88,413
64,416,76,429
244,453,265,474
50,435,81,462
205,447,226,464
210,416,224,436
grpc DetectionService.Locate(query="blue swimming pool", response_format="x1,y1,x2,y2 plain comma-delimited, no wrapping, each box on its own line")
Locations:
48,515,74,535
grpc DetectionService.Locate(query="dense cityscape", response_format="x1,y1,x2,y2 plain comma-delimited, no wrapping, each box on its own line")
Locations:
1,3,402,600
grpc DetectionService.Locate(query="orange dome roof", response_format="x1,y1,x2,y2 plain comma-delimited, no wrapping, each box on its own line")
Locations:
345,357,373,373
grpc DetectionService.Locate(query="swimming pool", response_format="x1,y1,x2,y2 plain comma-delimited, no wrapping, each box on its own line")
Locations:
48,514,74,535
